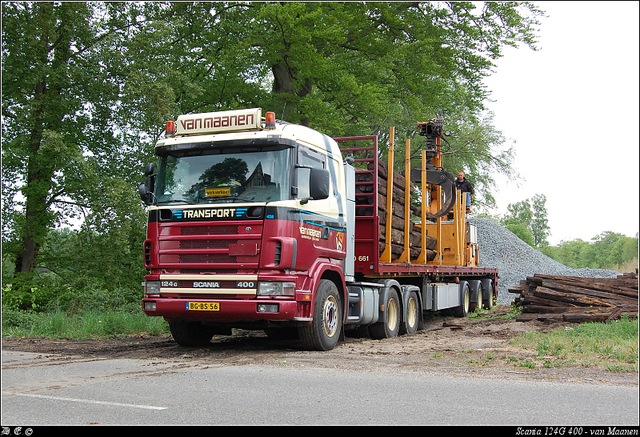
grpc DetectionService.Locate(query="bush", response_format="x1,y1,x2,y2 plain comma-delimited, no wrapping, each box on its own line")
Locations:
2,271,144,315
1,275,67,312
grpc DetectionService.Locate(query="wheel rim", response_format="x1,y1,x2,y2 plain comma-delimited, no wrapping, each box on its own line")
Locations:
463,288,470,313
407,296,417,329
387,297,398,331
323,295,339,337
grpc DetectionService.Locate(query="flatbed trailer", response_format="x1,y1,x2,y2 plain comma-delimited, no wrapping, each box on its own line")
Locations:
334,133,498,338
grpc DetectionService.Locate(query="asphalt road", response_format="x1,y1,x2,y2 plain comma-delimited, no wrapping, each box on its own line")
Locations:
1,350,638,426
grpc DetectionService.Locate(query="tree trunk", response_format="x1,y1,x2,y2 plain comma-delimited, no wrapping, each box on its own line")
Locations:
271,62,313,126
19,81,52,274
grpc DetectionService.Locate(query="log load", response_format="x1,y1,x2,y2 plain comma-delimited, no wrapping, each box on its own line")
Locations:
355,160,436,261
508,273,638,323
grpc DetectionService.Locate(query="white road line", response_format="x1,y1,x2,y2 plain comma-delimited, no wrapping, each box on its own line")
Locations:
3,392,167,410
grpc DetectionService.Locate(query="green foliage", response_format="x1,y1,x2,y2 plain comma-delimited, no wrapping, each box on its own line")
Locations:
504,223,535,247
543,232,639,270
500,193,550,248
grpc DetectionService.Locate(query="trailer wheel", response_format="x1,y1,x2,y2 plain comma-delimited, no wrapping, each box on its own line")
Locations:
468,280,482,312
299,279,342,351
370,288,400,339
481,278,494,310
453,282,470,318
169,320,215,347
403,291,420,335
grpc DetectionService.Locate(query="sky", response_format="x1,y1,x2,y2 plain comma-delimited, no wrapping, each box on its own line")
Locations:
482,1,639,245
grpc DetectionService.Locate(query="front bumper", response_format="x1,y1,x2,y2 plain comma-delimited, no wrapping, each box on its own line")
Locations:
142,297,309,322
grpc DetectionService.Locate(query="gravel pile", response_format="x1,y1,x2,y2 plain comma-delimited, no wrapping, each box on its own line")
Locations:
468,217,620,305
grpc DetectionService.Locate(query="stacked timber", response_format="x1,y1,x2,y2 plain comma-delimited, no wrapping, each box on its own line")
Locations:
356,160,436,261
509,273,638,323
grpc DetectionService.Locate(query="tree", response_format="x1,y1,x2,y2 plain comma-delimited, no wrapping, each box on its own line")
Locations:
2,2,151,279
501,193,550,248
3,2,98,273
505,222,535,247
530,194,551,247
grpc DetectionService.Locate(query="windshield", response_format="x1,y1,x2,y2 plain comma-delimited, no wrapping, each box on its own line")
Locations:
156,147,291,204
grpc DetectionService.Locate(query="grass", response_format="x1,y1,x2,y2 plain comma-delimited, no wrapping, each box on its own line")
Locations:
1,308,169,339
509,315,638,372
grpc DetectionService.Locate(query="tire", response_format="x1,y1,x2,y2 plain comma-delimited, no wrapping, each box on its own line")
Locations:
468,280,482,312
370,287,401,339
453,282,470,318
481,278,495,310
402,291,420,335
298,279,342,351
169,320,215,347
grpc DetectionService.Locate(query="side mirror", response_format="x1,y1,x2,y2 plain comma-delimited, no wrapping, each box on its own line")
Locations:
309,168,330,200
139,163,156,205
139,183,153,205
144,162,155,176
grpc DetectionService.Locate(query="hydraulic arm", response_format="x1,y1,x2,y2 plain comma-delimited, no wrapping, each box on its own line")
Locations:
417,119,455,219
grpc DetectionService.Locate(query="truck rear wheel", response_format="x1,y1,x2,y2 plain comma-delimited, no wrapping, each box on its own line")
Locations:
453,282,470,318
402,291,420,335
169,320,215,347
370,288,400,339
468,280,483,312
298,279,342,351
481,278,494,309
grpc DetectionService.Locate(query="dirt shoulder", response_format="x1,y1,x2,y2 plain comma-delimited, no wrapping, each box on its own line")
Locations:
2,305,637,386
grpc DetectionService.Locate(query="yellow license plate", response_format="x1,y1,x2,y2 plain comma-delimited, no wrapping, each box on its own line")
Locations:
186,302,220,311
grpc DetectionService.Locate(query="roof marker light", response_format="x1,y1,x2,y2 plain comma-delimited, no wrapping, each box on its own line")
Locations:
165,120,176,136
265,111,276,129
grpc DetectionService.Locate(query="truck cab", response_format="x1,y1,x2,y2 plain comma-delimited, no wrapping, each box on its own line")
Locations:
141,108,351,350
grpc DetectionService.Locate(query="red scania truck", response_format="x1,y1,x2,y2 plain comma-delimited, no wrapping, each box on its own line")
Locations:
139,108,498,350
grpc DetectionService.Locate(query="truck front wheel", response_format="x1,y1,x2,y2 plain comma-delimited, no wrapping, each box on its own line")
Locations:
169,320,215,347
299,279,342,351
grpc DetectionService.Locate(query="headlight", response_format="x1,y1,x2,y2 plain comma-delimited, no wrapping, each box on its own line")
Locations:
145,281,161,294
257,281,295,296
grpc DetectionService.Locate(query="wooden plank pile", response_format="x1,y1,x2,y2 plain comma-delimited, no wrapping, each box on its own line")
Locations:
509,273,638,323
356,160,436,261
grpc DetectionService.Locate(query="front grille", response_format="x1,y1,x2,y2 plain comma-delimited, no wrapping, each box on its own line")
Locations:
179,240,234,250
179,254,238,263
157,221,261,271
